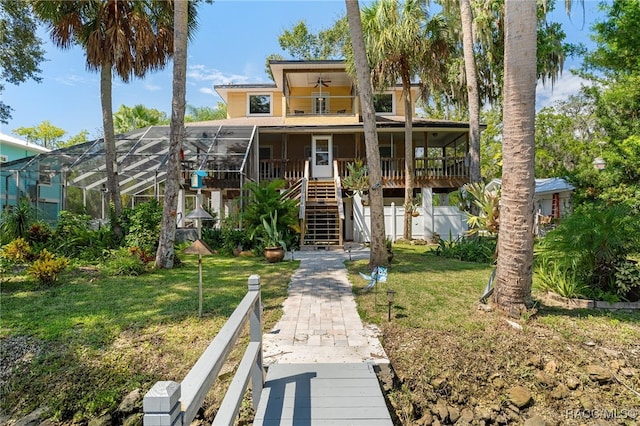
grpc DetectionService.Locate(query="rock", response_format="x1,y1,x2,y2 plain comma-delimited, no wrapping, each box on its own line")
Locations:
566,376,580,390
118,388,141,414
524,414,547,426
580,396,594,410
620,367,634,377
449,406,460,423
417,411,433,425
506,386,533,409
505,405,520,422
550,383,570,400
434,399,449,421
476,406,492,421
493,377,506,389
534,370,553,386
459,408,474,424
431,377,447,389
544,360,557,374
478,303,494,312
586,364,613,383
527,355,543,367
610,359,622,372
88,413,112,426
14,407,48,426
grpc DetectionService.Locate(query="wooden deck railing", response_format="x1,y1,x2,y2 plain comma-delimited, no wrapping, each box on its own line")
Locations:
143,275,263,426
261,157,468,186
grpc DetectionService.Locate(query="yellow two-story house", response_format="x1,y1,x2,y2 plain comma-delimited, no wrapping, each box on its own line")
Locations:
199,60,474,247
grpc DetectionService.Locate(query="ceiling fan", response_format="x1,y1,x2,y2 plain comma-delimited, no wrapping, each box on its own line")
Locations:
314,77,331,87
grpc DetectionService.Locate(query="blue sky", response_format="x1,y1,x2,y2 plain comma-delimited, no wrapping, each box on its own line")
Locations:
1,0,604,140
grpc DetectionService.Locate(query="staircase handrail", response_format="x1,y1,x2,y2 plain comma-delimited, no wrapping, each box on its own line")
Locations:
333,160,345,220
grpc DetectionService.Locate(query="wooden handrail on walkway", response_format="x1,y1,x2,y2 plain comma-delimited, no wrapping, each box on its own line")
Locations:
143,275,264,426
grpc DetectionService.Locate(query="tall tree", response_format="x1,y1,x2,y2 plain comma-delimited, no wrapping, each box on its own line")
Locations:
113,104,170,134
34,1,188,236
359,0,450,240
13,121,66,149
493,0,537,313
0,0,45,124
156,0,189,269
184,102,227,122
459,0,481,183
345,0,388,268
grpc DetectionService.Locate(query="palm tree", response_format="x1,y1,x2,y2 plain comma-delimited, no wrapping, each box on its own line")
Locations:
33,1,186,236
459,0,481,183
345,0,388,268
493,0,537,313
156,0,188,269
359,0,450,240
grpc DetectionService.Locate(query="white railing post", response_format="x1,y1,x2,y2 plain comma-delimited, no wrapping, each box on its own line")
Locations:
248,274,264,410
143,381,182,426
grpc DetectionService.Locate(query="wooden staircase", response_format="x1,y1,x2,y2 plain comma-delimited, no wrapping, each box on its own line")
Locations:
302,179,342,249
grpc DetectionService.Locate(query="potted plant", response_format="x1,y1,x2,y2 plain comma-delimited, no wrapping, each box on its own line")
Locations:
342,160,370,205
261,212,287,263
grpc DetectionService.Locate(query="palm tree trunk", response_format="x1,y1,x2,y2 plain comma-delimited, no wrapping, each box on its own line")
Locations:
493,0,537,314
460,0,481,184
100,62,122,237
402,76,414,240
156,0,188,269
345,0,387,268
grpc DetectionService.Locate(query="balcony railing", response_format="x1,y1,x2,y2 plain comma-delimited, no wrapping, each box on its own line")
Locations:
285,95,356,116
260,157,469,187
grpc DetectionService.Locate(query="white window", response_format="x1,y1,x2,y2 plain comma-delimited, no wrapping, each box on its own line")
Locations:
373,93,394,115
247,94,272,116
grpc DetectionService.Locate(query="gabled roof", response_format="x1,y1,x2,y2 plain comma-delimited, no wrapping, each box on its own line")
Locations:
0,132,50,154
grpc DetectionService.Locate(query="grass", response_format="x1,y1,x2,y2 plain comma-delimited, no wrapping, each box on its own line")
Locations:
347,244,640,425
1,254,298,423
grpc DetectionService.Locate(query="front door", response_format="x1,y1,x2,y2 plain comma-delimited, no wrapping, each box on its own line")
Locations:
312,135,332,178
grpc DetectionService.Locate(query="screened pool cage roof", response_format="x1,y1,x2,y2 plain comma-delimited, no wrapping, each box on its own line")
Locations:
3,125,256,196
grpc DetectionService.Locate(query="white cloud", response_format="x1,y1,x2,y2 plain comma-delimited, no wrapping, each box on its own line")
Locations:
144,83,162,92
187,64,251,85
536,72,591,110
55,74,90,86
199,87,215,96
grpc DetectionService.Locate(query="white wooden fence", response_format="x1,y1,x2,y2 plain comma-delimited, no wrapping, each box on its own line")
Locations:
143,275,263,426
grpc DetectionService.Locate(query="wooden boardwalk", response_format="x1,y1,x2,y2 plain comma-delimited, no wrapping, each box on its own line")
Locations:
253,363,393,426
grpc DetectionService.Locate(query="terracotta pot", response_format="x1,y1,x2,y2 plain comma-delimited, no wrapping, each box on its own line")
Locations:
264,247,285,263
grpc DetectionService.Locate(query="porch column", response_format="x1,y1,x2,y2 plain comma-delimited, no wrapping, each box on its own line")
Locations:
422,188,434,242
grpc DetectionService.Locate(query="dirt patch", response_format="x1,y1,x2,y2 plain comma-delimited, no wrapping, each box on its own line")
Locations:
381,305,640,425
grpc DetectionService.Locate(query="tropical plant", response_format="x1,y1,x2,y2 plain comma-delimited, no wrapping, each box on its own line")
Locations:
494,0,538,313
534,258,588,299
0,198,35,243
33,1,197,238
435,235,496,264
341,160,369,196
0,237,34,264
535,203,640,296
357,0,451,240
461,182,500,235
260,212,287,250
242,179,299,247
104,247,147,276
121,200,163,253
156,0,191,269
27,249,69,286
345,0,388,268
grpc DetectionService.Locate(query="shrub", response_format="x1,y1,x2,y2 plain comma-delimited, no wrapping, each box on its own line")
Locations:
0,237,34,264
27,249,69,286
121,200,163,253
536,203,640,295
28,222,53,245
535,259,588,298
0,198,35,243
104,247,147,276
434,236,497,264
613,260,640,301
202,227,224,251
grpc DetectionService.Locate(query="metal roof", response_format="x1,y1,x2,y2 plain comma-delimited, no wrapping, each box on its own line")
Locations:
487,177,575,195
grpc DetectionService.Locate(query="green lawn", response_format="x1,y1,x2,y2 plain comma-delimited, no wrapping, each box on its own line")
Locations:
1,255,298,422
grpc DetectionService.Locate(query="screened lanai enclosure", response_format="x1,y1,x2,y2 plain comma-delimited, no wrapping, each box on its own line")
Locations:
0,125,258,224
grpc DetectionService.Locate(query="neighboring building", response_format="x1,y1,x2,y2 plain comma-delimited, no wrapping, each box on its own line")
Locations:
486,177,574,234
0,133,61,222
2,60,477,244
